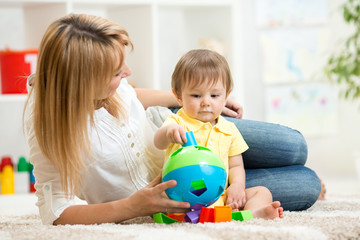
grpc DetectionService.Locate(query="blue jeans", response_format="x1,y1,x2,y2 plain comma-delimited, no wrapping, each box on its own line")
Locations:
224,117,321,211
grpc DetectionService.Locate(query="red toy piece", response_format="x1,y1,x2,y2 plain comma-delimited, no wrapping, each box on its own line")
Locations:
167,213,186,222
198,207,214,223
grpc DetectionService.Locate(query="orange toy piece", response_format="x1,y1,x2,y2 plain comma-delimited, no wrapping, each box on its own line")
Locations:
214,206,232,223
198,207,214,223
167,213,186,222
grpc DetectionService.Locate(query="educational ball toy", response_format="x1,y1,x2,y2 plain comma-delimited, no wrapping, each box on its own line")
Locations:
162,141,227,209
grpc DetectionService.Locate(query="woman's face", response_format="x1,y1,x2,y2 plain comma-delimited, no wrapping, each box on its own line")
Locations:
105,47,132,98
106,62,132,98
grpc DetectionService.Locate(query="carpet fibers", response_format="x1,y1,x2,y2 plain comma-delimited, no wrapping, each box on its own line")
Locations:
1,194,359,240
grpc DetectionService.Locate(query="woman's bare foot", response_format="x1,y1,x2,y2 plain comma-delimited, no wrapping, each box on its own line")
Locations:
318,178,326,200
252,201,284,220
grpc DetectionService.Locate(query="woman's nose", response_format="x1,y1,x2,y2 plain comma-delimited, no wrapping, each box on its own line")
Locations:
122,64,132,78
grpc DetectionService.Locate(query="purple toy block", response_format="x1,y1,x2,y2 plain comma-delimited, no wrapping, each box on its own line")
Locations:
191,203,205,210
184,210,201,224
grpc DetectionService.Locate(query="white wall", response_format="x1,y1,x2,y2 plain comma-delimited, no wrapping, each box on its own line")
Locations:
240,0,360,179
306,0,360,178
1,0,359,179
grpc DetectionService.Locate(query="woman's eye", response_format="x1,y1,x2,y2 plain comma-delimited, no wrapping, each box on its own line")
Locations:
115,72,121,77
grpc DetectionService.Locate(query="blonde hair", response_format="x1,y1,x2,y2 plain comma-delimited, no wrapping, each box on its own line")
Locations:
25,13,133,196
171,49,233,97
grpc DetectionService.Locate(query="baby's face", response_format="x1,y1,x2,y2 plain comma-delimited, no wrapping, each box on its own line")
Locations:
178,79,228,125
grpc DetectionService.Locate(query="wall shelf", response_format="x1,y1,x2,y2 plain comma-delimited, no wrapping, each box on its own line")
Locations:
0,0,244,160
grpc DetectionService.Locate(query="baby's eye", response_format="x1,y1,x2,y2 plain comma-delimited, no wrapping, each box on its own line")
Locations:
211,94,220,98
191,94,201,98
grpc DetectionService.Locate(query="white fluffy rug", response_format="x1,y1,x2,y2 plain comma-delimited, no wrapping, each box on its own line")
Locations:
1,194,359,240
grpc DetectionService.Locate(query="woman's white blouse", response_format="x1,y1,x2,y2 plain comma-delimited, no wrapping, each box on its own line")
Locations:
24,78,165,224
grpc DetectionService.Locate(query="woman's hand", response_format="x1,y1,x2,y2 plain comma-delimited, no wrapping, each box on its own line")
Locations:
225,182,246,211
127,172,190,217
222,98,243,118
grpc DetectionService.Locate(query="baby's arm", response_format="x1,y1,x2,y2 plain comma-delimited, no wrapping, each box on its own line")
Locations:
154,124,187,150
225,154,246,210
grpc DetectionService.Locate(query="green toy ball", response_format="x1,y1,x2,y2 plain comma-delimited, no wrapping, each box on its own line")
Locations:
162,131,227,209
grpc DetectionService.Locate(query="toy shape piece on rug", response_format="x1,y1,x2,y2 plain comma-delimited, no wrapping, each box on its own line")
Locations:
214,206,232,223
184,209,201,224
153,213,179,224
232,210,254,221
167,213,186,222
198,207,215,223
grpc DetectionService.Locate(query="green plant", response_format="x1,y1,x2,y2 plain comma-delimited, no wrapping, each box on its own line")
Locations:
324,0,360,101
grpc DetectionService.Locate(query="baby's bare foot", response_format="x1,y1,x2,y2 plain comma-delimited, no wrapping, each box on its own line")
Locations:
318,178,326,200
253,201,284,220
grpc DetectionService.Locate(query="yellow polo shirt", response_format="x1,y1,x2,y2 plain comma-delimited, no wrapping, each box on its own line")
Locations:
162,108,249,207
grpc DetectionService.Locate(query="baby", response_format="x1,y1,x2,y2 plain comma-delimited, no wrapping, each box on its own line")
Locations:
154,49,283,219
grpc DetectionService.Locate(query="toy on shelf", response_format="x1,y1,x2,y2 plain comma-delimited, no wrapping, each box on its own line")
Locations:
28,163,36,193
0,156,15,194
0,49,38,94
15,156,30,194
161,131,227,208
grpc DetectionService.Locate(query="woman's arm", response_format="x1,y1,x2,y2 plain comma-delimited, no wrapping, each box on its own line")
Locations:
135,88,179,109
135,88,243,118
54,174,190,225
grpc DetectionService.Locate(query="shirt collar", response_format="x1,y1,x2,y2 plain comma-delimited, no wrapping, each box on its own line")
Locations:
177,108,233,135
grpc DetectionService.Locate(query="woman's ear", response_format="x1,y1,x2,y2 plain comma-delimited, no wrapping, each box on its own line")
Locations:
172,89,183,106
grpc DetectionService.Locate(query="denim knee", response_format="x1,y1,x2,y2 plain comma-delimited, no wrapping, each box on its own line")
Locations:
246,166,321,211
291,129,308,166
281,167,321,211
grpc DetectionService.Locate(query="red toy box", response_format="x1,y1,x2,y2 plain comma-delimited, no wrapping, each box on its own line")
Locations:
0,49,38,94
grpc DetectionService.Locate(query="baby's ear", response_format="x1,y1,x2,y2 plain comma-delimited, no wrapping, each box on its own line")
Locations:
172,89,183,106
226,89,232,98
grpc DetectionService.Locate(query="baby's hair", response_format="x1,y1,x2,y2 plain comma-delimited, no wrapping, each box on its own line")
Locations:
171,49,233,98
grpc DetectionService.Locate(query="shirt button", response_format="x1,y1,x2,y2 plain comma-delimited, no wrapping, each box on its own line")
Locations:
209,141,213,145
128,133,131,138
131,143,135,148
136,152,140,157
205,125,209,129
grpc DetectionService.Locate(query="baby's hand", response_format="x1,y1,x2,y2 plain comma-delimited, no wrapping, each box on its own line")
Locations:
165,124,187,145
225,182,246,211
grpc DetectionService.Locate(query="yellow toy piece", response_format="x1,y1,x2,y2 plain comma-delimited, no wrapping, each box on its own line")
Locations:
1,165,15,194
